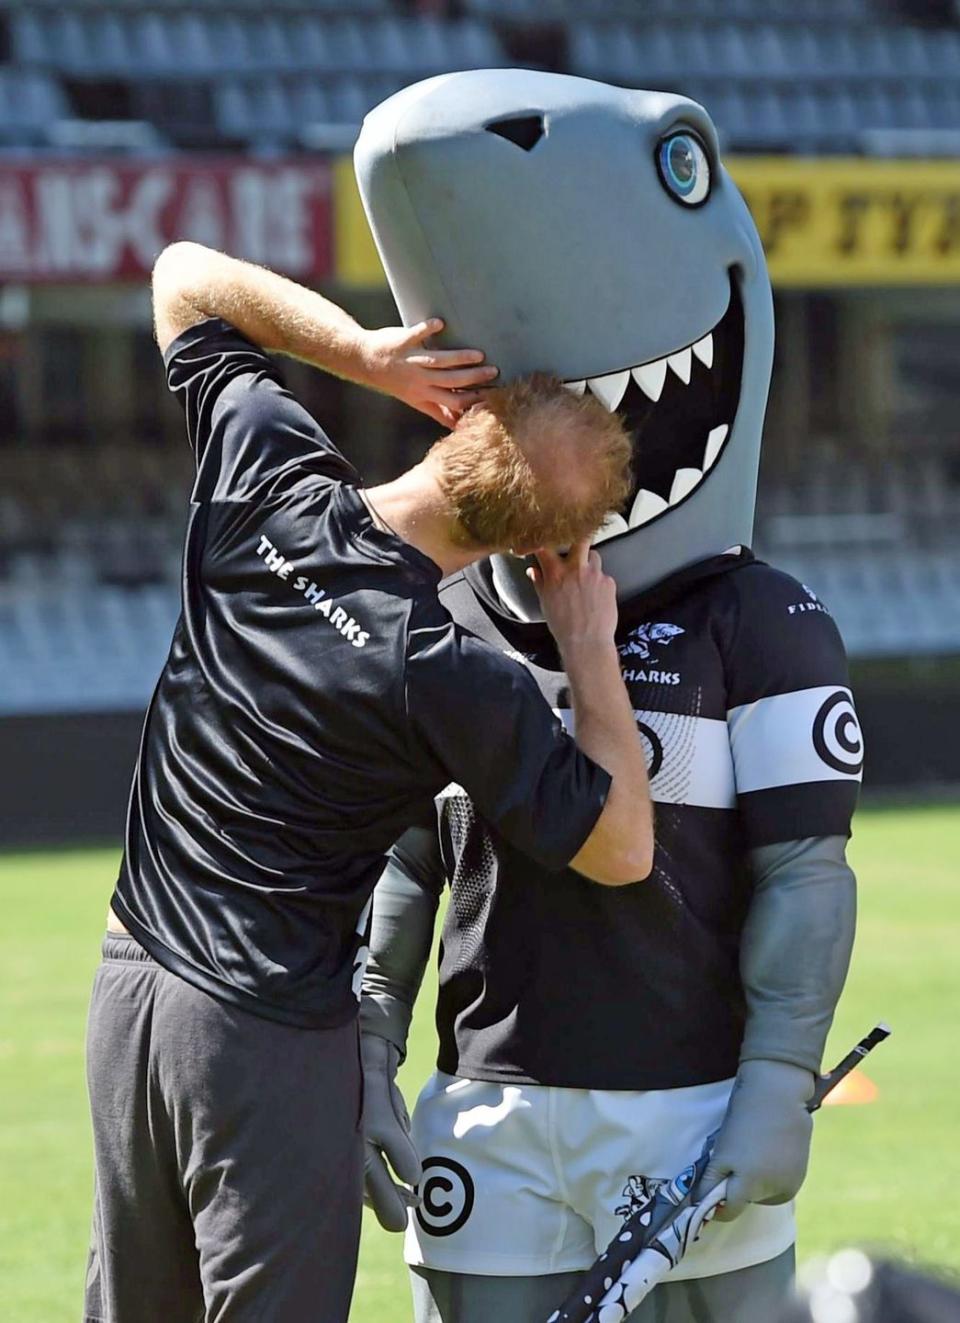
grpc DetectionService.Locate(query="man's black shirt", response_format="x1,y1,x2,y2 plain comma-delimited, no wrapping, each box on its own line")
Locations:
112,319,609,1029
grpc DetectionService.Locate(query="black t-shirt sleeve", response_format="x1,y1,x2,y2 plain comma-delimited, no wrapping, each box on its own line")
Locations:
163,317,358,502
404,616,611,871
722,564,862,847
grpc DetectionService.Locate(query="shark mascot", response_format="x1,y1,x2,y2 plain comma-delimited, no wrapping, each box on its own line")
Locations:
354,71,862,1323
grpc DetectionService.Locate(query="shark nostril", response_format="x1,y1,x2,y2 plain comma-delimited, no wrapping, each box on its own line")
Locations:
484,115,545,151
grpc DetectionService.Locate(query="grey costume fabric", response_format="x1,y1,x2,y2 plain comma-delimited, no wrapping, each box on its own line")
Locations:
410,1249,795,1323
84,934,363,1323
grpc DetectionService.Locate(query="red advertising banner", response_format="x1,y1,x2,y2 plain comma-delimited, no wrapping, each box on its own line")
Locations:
0,158,333,283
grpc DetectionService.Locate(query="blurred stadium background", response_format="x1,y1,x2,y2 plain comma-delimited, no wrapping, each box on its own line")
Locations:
2,0,960,836
0,0,959,1319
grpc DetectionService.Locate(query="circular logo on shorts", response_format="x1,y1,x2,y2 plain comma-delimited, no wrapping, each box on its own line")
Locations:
414,1157,475,1237
813,690,863,775
635,721,664,780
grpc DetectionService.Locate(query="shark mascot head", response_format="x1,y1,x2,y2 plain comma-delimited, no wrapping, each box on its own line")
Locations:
354,69,774,617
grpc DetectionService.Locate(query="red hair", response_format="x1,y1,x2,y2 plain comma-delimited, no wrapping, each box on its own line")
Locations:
429,375,631,550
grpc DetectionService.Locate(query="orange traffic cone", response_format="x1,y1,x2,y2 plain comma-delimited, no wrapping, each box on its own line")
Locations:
821,1069,878,1105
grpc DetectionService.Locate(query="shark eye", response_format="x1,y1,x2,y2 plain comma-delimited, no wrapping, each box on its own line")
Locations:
657,132,711,207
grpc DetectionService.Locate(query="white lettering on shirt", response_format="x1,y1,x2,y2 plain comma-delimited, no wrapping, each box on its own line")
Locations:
621,667,681,686
256,534,370,648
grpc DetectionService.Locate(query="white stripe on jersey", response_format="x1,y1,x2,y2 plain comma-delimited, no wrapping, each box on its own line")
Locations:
440,687,860,816
727,685,863,793
555,708,736,811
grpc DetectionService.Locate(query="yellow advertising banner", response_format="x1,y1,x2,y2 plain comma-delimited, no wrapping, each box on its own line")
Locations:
333,155,960,289
734,157,960,286
333,156,385,289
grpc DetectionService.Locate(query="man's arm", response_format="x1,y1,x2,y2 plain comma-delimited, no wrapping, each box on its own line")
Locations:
152,242,497,425
529,544,654,887
565,645,654,887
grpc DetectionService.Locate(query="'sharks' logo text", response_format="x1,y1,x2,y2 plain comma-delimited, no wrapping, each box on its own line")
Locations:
257,534,370,648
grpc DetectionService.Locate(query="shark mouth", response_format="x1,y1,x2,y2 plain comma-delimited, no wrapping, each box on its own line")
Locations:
564,275,744,543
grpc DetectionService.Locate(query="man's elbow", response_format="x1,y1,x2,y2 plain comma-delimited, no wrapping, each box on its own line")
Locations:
153,241,205,288
594,842,654,887
568,804,655,887
579,829,653,886
152,243,208,351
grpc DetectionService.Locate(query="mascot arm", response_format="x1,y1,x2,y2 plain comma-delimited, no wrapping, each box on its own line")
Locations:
360,824,444,1232
700,836,856,1220
361,823,444,1058
740,834,857,1073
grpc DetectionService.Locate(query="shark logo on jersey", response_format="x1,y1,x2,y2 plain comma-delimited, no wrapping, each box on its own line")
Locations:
618,622,685,661
615,1173,669,1226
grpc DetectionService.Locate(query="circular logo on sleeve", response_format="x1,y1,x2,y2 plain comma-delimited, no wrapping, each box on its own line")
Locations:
813,691,863,775
414,1157,475,1237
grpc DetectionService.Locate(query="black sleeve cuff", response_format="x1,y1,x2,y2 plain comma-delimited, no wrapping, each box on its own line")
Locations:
738,780,860,847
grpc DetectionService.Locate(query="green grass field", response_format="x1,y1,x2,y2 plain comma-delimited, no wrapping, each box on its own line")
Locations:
1,804,958,1321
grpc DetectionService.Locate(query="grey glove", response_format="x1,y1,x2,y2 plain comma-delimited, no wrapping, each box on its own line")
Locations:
361,1032,422,1232
697,1058,815,1222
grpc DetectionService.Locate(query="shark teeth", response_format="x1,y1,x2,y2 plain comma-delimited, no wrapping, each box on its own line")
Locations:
590,423,733,543
669,468,702,505
591,511,629,543
586,369,630,411
583,317,717,413
703,424,728,471
693,333,714,368
574,313,734,545
667,346,692,384
629,489,669,527
633,360,667,403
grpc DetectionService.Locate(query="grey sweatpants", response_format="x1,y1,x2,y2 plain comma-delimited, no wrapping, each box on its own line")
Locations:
84,934,363,1323
410,1249,795,1322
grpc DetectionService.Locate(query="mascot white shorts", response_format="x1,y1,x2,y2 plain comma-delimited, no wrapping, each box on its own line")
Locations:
404,1073,795,1281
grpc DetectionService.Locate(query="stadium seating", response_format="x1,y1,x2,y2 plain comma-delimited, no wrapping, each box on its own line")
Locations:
753,449,960,658
2,440,959,717
566,18,960,149
0,583,180,714
0,67,71,145
2,1,959,151
0,445,187,715
463,0,878,19
2,0,960,714
1,6,508,146
7,11,503,79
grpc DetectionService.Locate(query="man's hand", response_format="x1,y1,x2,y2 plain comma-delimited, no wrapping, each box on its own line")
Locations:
527,541,618,660
696,1059,815,1221
361,1033,422,1232
361,319,498,427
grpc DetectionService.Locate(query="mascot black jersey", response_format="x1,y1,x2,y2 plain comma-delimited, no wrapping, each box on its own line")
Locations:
418,551,862,1091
